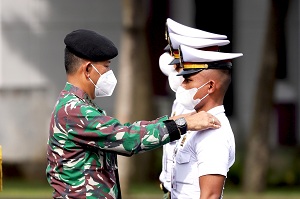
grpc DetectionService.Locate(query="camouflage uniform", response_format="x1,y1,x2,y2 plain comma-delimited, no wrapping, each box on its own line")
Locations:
46,83,176,199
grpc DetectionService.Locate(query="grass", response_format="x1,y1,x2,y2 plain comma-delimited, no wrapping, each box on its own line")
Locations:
0,179,52,199
1,179,300,199
128,183,300,199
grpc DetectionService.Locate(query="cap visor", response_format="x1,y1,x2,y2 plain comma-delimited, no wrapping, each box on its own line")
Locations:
169,58,180,65
177,69,203,76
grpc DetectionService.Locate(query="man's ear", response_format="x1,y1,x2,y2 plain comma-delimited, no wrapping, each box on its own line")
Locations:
208,80,216,94
82,62,91,77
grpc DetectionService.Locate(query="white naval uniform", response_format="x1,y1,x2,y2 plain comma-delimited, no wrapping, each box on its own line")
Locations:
171,105,235,199
159,99,194,192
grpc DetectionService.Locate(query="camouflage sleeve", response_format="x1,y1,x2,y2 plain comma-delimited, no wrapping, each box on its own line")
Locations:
123,115,168,127
60,102,175,156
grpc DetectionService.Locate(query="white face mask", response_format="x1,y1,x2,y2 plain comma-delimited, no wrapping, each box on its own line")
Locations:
159,52,175,76
88,64,117,97
168,70,184,92
175,81,210,110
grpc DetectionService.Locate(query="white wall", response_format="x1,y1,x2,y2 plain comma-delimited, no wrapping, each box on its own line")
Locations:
0,0,122,162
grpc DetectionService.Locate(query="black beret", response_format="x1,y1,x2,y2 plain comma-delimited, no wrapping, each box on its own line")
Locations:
64,29,118,62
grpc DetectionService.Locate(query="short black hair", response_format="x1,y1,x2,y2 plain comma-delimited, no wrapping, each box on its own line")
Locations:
64,47,82,74
219,69,232,95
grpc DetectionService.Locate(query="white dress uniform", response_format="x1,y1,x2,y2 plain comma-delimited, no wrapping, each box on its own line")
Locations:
159,18,236,195
159,20,230,193
171,105,235,199
159,99,194,192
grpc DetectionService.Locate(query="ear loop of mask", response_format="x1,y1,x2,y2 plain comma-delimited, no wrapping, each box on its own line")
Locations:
195,81,210,100
88,64,101,89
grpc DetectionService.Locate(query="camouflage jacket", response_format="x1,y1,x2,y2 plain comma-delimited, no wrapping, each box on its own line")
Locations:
46,83,180,199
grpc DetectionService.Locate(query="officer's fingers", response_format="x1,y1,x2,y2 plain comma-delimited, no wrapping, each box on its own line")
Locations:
198,112,220,130
188,111,213,130
210,115,221,129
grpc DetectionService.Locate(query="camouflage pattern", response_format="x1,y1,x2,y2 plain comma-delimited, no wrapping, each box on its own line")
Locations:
46,83,171,199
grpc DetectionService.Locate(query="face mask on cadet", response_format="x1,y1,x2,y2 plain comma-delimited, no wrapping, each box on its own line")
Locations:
175,81,210,110
88,64,117,97
168,70,184,92
159,52,175,76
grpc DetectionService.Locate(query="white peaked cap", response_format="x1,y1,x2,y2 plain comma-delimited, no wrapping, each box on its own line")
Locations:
177,45,243,76
180,44,243,63
169,33,230,50
166,18,227,39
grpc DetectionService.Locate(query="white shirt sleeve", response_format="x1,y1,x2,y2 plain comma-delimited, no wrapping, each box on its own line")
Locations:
194,127,232,177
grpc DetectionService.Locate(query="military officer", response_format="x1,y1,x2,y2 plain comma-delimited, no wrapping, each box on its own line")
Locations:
46,29,221,199
170,44,242,199
158,19,230,199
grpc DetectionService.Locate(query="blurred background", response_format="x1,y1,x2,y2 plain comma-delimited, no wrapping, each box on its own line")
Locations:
0,0,299,198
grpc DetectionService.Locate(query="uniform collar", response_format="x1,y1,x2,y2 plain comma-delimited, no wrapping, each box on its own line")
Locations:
64,82,89,100
207,105,225,116
64,82,106,114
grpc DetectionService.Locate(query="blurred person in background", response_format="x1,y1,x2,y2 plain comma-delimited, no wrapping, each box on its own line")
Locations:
46,29,221,199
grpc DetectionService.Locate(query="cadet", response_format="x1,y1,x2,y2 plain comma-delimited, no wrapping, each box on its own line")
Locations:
158,18,230,199
46,29,221,199
171,44,243,199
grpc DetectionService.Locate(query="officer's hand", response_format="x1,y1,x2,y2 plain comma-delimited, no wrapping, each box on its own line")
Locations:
185,111,221,131
169,111,196,121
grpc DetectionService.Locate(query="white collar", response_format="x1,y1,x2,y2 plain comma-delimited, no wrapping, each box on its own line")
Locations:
207,105,225,116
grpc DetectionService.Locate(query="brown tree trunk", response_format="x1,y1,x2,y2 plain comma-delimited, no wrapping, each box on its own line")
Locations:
116,0,155,197
242,0,289,192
